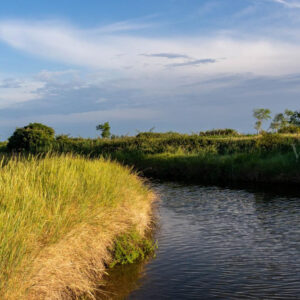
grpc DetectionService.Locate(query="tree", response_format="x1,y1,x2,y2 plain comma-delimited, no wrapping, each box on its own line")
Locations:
270,109,299,132
7,123,55,152
290,111,300,126
270,113,286,132
96,122,111,138
253,108,271,134
254,120,262,134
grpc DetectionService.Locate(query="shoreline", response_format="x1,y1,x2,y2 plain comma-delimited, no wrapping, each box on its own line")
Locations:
0,155,155,300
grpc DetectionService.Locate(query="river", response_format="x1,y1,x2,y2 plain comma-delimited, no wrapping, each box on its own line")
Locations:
104,182,300,300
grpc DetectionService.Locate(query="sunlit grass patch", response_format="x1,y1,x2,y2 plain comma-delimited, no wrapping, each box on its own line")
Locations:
0,154,154,299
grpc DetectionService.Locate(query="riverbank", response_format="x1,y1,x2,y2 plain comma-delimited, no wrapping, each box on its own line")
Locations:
112,150,300,185
3,132,300,185
0,155,155,300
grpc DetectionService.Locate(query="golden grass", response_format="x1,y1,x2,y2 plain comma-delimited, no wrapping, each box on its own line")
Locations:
0,154,154,299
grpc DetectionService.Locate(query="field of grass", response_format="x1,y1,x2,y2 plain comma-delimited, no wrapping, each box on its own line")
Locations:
0,155,155,299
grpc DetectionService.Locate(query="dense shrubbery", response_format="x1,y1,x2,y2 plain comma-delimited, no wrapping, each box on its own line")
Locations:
3,123,300,159
7,123,55,153
136,131,185,138
51,134,299,156
3,122,300,184
199,129,240,136
278,125,300,134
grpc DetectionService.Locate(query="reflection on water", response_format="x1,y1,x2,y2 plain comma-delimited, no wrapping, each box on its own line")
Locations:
98,263,146,299
103,183,300,300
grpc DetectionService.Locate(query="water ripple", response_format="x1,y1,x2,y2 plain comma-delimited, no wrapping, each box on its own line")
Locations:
128,183,300,300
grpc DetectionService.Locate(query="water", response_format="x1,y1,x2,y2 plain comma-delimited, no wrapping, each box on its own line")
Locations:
105,183,300,300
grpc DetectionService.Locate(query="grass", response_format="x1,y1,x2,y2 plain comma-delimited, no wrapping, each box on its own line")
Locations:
111,150,300,184
0,154,155,299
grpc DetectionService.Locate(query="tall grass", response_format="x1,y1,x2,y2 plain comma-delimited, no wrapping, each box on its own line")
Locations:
0,155,154,299
119,151,300,184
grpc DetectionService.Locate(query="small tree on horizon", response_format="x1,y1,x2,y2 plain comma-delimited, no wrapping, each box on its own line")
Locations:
253,108,271,134
96,122,111,138
290,111,300,126
270,113,285,132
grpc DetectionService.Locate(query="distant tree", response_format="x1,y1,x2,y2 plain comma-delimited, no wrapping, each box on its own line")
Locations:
270,113,286,132
253,108,271,134
290,111,300,126
278,125,300,134
284,109,294,119
254,121,262,134
96,122,111,138
7,123,55,152
270,109,299,132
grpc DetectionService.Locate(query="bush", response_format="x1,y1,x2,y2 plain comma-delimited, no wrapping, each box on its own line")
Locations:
7,123,55,153
278,125,300,134
136,131,184,139
199,129,239,136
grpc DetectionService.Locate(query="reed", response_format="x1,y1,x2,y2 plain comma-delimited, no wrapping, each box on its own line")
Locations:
0,154,154,299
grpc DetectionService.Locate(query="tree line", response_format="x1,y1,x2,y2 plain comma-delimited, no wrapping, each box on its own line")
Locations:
253,108,300,134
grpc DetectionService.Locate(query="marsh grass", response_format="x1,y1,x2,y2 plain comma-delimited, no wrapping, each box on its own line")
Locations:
0,154,154,299
112,151,300,184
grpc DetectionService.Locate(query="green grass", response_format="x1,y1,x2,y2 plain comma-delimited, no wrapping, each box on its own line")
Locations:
0,154,154,299
111,150,300,184
3,132,300,185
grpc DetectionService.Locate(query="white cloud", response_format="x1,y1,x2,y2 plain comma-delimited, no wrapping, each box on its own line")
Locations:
0,77,44,108
93,20,154,33
1,18,300,137
272,0,300,8
1,20,300,77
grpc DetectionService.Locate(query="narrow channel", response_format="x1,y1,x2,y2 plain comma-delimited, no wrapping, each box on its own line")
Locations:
105,183,300,300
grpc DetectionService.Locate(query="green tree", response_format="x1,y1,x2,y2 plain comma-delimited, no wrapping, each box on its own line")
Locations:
270,113,286,132
96,122,111,138
290,111,300,126
253,108,271,134
7,123,55,153
270,109,298,132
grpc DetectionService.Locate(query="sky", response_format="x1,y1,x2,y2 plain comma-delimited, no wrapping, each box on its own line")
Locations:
0,0,300,138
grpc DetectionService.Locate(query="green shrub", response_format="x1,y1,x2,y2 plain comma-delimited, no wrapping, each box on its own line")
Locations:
109,231,156,268
278,125,300,134
7,123,55,153
199,128,239,136
136,131,184,139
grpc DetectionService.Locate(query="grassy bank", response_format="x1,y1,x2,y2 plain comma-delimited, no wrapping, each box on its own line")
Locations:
0,155,155,299
3,131,300,185
113,151,300,184
63,133,299,185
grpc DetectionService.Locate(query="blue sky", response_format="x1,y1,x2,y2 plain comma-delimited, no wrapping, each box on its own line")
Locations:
0,0,300,138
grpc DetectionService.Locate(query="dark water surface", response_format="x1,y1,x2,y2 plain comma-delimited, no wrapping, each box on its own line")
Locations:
106,183,300,300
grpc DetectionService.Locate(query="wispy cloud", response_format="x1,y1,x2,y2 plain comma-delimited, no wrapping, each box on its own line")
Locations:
272,0,300,8
1,20,300,77
1,70,300,138
93,20,155,33
0,77,44,109
141,53,191,59
169,58,217,67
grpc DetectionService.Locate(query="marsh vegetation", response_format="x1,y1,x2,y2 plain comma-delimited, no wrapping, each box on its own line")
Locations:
0,155,154,299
